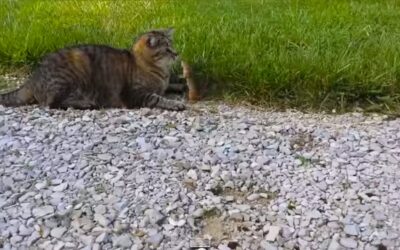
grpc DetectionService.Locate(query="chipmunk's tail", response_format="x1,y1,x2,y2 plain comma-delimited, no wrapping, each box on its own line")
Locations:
0,84,36,107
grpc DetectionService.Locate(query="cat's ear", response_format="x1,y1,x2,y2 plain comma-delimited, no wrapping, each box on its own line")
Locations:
165,28,174,38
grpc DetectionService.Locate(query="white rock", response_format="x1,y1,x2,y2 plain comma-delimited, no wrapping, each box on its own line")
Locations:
10,235,22,246
260,241,278,250
247,193,260,201
106,135,120,143
113,234,133,248
225,196,235,202
35,182,47,190
344,224,359,236
147,232,163,247
265,226,281,241
18,192,35,202
64,242,76,248
74,203,83,210
32,206,54,217
169,218,186,227
18,224,33,236
192,208,204,218
94,213,109,227
27,231,41,246
80,235,94,246
218,244,231,250
98,153,112,161
327,234,340,250
308,210,322,219
92,243,100,250
94,205,106,215
200,165,211,171
62,153,73,161
144,209,165,225
3,177,14,187
38,240,52,249
50,227,67,239
187,169,198,180
95,232,108,243
339,238,358,249
373,211,386,221
235,204,251,211
53,241,65,250
53,183,68,192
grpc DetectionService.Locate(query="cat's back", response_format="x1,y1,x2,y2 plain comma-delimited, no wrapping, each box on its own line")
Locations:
42,44,133,65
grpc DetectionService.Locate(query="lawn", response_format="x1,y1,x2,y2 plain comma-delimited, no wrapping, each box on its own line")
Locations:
1,0,400,111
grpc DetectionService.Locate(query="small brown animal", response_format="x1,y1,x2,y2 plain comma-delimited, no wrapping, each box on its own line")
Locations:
0,28,186,111
181,61,201,103
166,60,201,103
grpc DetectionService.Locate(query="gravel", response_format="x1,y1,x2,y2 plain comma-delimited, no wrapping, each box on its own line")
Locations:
1,102,400,249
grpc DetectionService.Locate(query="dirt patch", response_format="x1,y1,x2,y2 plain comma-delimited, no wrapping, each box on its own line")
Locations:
196,186,276,247
201,213,255,248
290,132,315,151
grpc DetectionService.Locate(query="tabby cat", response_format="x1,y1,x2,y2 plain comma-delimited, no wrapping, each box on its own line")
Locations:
0,28,186,111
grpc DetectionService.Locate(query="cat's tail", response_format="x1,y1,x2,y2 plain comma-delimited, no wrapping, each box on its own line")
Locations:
0,84,36,107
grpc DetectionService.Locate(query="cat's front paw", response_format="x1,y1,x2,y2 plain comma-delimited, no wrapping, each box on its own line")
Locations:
167,100,186,111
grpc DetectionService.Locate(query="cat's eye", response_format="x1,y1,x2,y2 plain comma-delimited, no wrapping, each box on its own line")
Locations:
148,37,159,48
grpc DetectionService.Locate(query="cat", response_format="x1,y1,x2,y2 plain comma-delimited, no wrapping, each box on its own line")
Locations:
0,28,186,111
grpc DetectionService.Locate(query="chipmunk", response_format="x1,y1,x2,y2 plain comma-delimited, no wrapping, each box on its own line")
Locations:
167,60,203,103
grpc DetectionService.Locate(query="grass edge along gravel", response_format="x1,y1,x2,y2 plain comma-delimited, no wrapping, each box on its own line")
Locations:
1,0,400,113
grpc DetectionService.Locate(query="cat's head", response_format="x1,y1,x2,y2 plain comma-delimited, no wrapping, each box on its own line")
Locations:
133,28,178,68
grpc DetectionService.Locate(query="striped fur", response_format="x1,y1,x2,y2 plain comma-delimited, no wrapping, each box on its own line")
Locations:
0,29,186,111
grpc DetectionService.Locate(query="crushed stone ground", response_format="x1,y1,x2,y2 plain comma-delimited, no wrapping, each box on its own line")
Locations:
0,103,399,250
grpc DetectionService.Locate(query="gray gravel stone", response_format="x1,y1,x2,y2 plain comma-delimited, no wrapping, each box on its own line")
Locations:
10,235,23,245
95,232,108,243
18,224,33,236
32,205,54,217
187,169,198,180
98,153,112,161
3,177,14,187
26,231,41,246
339,237,358,248
344,224,359,236
94,213,109,227
192,208,204,218
145,209,165,225
50,227,67,238
1,104,400,249
35,182,47,190
265,226,281,242
373,211,387,221
218,244,231,250
247,193,261,201
52,183,68,192
260,241,278,250
147,232,164,247
112,234,132,248
54,241,65,250
79,235,94,246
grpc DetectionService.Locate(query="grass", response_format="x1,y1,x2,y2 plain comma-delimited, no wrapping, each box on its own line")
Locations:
1,0,400,111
